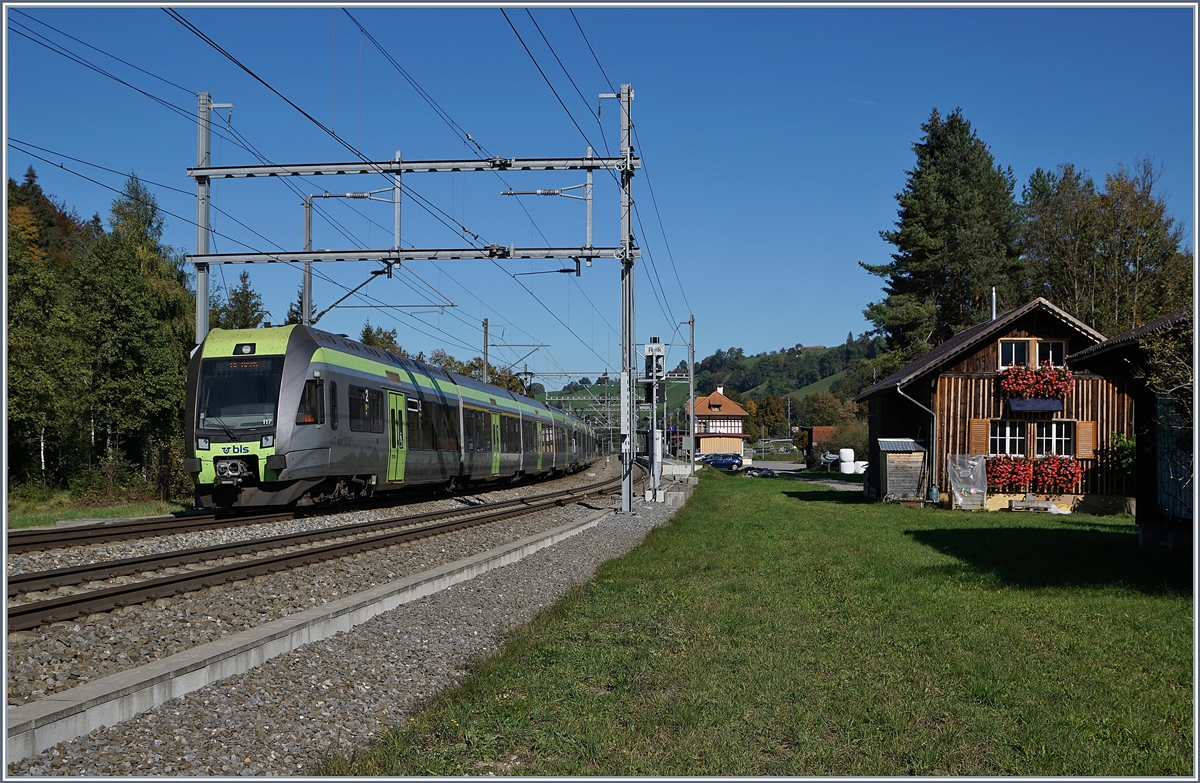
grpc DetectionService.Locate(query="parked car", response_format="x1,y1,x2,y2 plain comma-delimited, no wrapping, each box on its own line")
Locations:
708,453,743,471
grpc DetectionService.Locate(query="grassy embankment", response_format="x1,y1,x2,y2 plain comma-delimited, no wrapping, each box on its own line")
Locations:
322,471,1192,776
6,489,189,530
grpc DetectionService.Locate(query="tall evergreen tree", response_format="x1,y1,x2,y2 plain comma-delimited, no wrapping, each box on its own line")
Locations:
359,320,406,354
285,285,317,325
862,108,1022,364
210,270,268,329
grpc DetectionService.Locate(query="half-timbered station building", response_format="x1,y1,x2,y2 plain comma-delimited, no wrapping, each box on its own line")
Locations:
855,298,1138,512
1069,309,1193,544
686,387,750,457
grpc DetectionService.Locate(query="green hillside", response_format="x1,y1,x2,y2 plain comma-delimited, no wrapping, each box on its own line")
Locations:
786,369,846,401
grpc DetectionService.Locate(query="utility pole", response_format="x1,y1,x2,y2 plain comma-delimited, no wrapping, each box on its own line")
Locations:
687,315,695,478
302,196,313,325
602,84,637,514
194,92,230,345
482,318,489,385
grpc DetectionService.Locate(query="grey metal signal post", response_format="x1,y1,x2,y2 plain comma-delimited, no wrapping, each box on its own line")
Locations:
188,87,640,511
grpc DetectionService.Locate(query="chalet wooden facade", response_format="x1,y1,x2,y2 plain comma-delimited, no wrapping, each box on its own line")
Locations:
1069,309,1193,543
686,387,750,455
856,298,1136,509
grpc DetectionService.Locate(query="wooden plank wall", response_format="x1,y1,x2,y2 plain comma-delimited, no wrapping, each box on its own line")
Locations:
934,374,1134,495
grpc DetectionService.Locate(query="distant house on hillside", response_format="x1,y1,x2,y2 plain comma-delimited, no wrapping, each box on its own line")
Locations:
686,386,750,456
855,298,1138,512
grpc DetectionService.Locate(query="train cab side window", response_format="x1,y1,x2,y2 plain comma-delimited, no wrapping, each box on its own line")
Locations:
329,382,338,430
295,380,325,425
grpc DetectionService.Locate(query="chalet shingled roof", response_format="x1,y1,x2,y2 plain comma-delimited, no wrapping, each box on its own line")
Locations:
855,297,1107,402
1068,309,1191,362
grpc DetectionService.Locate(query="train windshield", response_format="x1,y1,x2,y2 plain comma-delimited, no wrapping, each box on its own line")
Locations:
197,356,285,432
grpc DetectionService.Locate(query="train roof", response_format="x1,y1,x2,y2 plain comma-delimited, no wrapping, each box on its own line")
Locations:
201,325,593,434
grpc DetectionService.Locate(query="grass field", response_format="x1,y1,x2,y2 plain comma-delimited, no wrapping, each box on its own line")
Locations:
323,471,1193,776
5,492,189,529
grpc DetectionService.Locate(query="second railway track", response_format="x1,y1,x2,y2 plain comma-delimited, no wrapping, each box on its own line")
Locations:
7,472,622,632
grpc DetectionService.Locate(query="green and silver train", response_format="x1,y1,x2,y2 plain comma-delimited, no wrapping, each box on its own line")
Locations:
183,325,600,508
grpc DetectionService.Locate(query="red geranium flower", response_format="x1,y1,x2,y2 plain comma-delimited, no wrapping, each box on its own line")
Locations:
999,363,1073,399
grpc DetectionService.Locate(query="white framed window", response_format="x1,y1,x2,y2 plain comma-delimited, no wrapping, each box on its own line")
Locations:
1037,341,1066,366
989,420,1027,456
999,340,1029,369
1036,421,1075,456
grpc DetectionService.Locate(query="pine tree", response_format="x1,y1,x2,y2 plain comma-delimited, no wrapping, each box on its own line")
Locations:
210,271,268,329
863,108,1022,361
360,319,406,354
285,286,317,325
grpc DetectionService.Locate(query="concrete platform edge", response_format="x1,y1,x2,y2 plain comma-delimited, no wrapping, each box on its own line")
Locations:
7,504,615,762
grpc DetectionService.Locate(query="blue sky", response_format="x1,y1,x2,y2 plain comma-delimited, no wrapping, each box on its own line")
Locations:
5,5,1194,386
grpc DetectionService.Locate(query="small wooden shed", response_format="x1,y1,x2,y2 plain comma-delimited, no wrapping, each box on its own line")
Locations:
878,438,925,498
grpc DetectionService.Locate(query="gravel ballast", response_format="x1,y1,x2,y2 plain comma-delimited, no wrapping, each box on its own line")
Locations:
7,479,689,776
6,464,617,707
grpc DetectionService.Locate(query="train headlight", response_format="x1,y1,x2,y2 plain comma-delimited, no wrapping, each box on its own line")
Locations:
261,435,274,448
197,438,210,451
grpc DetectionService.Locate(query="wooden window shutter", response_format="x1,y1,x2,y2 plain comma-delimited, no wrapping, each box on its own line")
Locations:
968,418,990,455
1076,420,1096,459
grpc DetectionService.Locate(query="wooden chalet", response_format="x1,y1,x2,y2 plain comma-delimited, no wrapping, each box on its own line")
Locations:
855,298,1137,510
1069,309,1193,545
686,387,750,456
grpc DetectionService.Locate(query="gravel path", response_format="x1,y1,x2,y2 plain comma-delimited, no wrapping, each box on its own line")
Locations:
7,480,688,776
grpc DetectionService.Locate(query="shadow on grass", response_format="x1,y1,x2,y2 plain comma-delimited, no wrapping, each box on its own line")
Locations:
782,489,872,505
906,526,1192,595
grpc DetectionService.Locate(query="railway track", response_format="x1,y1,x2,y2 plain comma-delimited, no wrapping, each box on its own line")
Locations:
5,474,593,554
5,510,294,555
7,473,621,632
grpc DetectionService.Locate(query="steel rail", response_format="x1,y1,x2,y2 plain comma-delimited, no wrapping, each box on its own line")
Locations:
6,472,594,554
8,480,609,597
5,511,293,555
6,476,620,632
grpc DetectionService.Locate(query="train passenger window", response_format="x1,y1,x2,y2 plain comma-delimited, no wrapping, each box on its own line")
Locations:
420,401,436,451
439,404,459,452
295,380,325,425
329,382,338,430
369,389,384,433
349,386,367,431
478,410,487,452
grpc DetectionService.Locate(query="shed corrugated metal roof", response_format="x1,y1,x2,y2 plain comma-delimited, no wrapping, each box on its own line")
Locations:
878,438,924,453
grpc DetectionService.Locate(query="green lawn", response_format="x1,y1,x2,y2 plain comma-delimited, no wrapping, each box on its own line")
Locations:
322,472,1193,776
6,491,189,529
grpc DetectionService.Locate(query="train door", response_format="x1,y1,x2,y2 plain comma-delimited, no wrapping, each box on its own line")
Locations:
490,412,501,476
535,421,543,471
387,391,407,483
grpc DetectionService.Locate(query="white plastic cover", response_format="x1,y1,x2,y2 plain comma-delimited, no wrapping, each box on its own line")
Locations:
948,455,988,508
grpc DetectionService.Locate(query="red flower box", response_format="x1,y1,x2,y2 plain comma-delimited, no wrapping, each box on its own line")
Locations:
1032,454,1082,494
986,456,1033,493
999,363,1073,400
